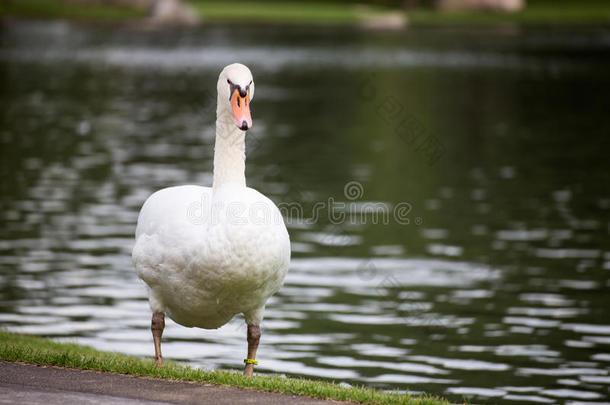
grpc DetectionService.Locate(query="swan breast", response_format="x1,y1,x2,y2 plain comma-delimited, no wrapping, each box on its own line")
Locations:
132,184,290,328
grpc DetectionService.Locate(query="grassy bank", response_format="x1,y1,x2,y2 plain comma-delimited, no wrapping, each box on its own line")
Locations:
0,331,449,405
407,1,610,25
2,0,609,26
190,0,610,26
0,0,144,21
189,1,390,25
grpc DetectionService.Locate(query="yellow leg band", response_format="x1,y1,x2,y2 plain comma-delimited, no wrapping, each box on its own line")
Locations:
244,358,258,365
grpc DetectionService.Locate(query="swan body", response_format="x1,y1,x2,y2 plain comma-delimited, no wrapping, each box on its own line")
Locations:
132,63,290,373
133,184,290,328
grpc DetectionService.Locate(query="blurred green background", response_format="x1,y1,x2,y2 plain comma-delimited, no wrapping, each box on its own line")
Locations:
1,0,610,26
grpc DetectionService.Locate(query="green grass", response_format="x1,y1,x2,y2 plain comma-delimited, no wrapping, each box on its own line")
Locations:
407,2,610,25
189,1,391,25
0,331,450,405
189,0,610,26
2,0,610,26
0,0,145,21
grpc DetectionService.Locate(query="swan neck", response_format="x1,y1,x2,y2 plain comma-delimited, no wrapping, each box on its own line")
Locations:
213,103,246,189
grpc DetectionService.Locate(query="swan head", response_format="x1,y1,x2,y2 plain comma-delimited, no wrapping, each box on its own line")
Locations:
218,63,255,131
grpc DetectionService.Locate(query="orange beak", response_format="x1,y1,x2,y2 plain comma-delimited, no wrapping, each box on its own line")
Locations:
231,87,252,131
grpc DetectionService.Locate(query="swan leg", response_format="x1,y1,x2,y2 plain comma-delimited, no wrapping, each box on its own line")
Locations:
151,312,165,366
243,324,260,376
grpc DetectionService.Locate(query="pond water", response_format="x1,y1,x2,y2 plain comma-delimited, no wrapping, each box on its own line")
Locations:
1,20,610,404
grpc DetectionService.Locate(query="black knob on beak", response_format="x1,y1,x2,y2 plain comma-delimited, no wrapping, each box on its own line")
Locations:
240,120,249,130
239,88,247,98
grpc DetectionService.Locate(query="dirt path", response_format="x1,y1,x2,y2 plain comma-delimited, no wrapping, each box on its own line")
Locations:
0,361,351,405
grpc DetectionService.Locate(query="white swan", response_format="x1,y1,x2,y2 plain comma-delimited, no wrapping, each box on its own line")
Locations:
132,63,291,376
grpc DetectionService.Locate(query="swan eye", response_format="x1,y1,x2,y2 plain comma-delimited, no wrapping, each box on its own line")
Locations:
227,79,232,85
